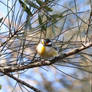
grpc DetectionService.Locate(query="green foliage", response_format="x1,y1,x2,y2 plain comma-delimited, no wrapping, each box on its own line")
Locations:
51,14,63,19
0,17,3,23
38,14,42,25
38,14,46,31
24,0,39,9
36,0,53,11
51,13,63,23
36,0,43,6
44,5,53,11
0,85,2,90
19,0,32,16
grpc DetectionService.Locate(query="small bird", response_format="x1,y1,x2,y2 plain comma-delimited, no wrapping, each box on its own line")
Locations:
36,39,58,58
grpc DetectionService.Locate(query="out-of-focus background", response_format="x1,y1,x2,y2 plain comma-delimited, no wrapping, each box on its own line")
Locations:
0,0,92,92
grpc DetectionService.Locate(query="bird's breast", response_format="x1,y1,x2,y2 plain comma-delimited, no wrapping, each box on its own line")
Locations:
36,44,45,55
36,44,58,58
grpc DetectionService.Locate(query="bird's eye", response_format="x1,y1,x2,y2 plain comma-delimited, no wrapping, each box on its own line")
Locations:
45,39,52,46
45,39,51,43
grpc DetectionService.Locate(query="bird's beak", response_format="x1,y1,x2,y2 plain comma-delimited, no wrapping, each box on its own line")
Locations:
41,39,45,45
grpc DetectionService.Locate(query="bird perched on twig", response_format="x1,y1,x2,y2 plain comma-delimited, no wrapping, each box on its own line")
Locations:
36,39,59,58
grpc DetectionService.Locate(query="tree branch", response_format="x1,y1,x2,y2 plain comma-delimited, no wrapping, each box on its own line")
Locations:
1,72,41,92
0,42,92,73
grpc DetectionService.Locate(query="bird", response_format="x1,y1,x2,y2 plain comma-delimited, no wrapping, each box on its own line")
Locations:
36,39,59,58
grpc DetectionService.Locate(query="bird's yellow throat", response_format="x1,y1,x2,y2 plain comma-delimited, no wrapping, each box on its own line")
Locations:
36,43,45,55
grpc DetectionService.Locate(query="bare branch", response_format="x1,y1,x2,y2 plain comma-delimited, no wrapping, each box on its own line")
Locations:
0,42,92,73
1,72,41,92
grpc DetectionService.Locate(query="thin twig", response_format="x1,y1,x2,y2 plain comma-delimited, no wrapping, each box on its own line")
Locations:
0,42,92,73
2,72,41,92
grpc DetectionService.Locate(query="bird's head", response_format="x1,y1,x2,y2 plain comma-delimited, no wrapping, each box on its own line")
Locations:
36,39,58,58
40,39,52,46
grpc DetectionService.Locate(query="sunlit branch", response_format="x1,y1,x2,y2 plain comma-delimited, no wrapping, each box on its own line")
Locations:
0,42,92,73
